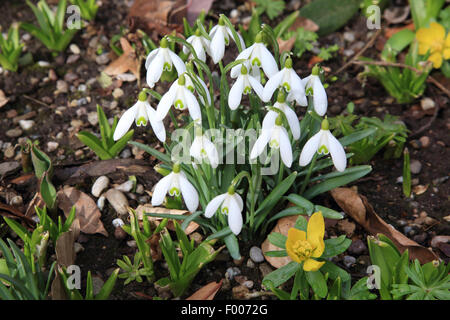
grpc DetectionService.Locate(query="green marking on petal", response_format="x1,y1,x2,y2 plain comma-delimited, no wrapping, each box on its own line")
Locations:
269,139,279,149
174,99,184,110
282,82,291,92
163,62,172,72
136,116,147,126
252,57,261,67
224,36,230,46
200,148,207,156
221,206,229,215
306,87,314,96
318,145,329,155
187,85,195,92
244,86,252,95
169,187,180,197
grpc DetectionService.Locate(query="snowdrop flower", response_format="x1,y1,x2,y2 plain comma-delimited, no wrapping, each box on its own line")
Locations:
184,71,212,106
209,16,246,64
204,186,244,235
155,73,202,121
250,115,293,168
182,29,211,62
302,65,327,116
190,127,219,168
113,91,166,142
230,32,278,79
263,91,300,140
151,163,199,213
299,118,346,172
228,65,264,110
145,37,186,88
262,58,307,106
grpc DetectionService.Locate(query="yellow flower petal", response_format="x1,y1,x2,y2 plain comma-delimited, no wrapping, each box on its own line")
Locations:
286,228,306,263
428,22,446,42
443,48,450,60
306,211,325,258
303,258,325,272
429,52,443,69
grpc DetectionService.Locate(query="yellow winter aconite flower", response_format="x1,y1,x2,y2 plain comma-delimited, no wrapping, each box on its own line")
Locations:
286,211,325,271
416,22,450,69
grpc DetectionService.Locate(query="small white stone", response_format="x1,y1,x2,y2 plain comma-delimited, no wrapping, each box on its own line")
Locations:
19,120,35,131
92,176,110,197
69,44,80,55
249,246,265,263
47,141,59,152
112,218,125,228
112,88,124,99
37,61,50,67
115,180,134,193
116,73,136,82
105,189,129,216
97,195,106,210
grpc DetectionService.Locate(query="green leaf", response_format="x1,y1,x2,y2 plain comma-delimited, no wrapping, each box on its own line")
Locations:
264,250,287,257
262,261,300,288
253,0,285,20
224,233,241,260
314,205,343,219
267,232,287,249
286,194,314,215
381,29,415,61
274,11,299,38
129,141,171,164
305,270,328,298
109,129,134,157
300,0,361,36
77,131,112,160
95,268,119,300
322,236,351,258
40,172,57,211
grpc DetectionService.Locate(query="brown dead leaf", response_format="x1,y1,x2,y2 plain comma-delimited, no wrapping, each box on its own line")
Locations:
331,187,438,264
135,204,199,235
186,0,215,25
261,215,296,268
289,16,319,32
337,219,356,237
278,36,296,53
0,90,9,108
55,230,76,267
384,23,415,39
186,280,223,300
57,187,108,237
412,184,429,195
104,38,140,80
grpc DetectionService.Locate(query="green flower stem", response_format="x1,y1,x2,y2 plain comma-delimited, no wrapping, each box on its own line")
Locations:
300,152,318,195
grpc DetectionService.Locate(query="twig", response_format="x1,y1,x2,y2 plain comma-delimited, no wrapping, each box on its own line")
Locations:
410,99,440,138
351,60,450,98
23,94,50,108
331,29,382,76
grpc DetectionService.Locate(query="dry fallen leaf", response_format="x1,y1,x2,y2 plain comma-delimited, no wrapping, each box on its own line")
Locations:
277,16,318,53
337,219,356,237
0,90,9,108
57,187,108,237
278,37,296,54
331,187,438,264
412,184,429,195
104,37,140,80
186,280,223,300
186,0,215,24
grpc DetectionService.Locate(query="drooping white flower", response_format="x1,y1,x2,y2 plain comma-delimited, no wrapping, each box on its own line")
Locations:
209,17,246,64
230,32,278,79
299,118,346,172
151,164,199,213
155,73,202,122
228,65,264,110
250,115,293,168
145,37,186,88
185,71,212,106
302,65,328,116
182,30,211,62
113,91,166,142
204,187,244,235
190,127,219,168
263,91,300,140
262,58,307,106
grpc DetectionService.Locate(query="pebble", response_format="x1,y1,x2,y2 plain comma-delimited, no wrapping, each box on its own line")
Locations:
115,180,134,193
258,263,273,278
37,61,50,67
4,146,15,158
246,259,255,269
431,235,450,248
343,31,355,42
225,267,241,280
410,160,422,174
105,189,129,216
126,240,137,248
77,97,89,106
91,276,104,296
249,246,265,263
419,136,430,148
135,184,144,194
10,195,23,206
94,194,105,210
112,88,124,99
403,226,415,236
91,176,110,197
74,242,84,254
78,84,87,92
396,176,403,184
56,80,68,93
0,161,20,176
66,54,80,64
47,141,59,152
120,148,132,159
6,128,23,138
343,255,356,268
116,73,136,82
138,195,150,203
348,239,367,255
48,69,57,81
243,280,254,289
189,232,203,245
413,233,427,244
230,9,240,19
69,44,80,55
420,97,435,110
96,53,110,65
87,112,98,126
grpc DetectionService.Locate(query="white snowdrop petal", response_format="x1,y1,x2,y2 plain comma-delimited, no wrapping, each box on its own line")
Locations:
179,174,199,213
146,53,164,87
190,136,202,160
156,83,177,120
205,193,227,218
184,88,202,121
192,38,206,62
262,69,284,102
168,50,186,75
210,29,225,64
230,46,253,77
248,75,264,100
289,69,306,96
233,193,244,212
262,110,278,132
326,131,347,172
151,173,173,206
299,131,322,166
259,45,279,78
145,48,159,69
113,104,138,141
283,105,301,140
279,127,293,168
228,197,243,235
313,77,327,116
146,104,166,142
250,128,272,159
204,137,219,168
301,75,312,89
228,76,244,110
